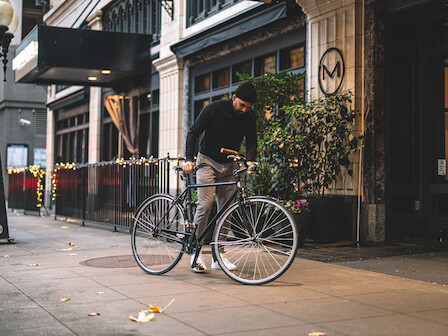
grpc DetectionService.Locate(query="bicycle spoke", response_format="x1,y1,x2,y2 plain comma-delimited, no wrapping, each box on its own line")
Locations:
132,195,184,275
212,197,298,285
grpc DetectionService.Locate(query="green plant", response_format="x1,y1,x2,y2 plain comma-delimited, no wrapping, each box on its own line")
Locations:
241,71,360,200
266,91,361,197
237,72,305,199
237,72,305,138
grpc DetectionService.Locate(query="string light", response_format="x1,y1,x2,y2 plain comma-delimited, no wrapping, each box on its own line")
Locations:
12,154,188,207
8,165,45,208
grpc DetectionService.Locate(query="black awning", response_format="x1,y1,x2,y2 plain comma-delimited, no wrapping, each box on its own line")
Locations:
13,25,152,87
170,3,297,59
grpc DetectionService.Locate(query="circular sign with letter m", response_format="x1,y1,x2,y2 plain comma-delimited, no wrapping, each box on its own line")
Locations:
318,47,345,94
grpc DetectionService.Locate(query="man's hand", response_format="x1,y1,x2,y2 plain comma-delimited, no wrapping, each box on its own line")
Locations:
183,161,195,174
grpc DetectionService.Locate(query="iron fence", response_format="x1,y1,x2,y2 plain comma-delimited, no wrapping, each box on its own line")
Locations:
7,169,43,213
54,157,179,230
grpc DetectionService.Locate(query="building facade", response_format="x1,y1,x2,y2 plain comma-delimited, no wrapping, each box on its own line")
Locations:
0,0,47,199
13,0,448,243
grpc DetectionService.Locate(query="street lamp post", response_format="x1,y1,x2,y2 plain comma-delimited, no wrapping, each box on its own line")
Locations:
0,0,18,242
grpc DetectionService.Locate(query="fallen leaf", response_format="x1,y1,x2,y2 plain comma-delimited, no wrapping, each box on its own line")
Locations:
69,242,75,247
27,263,41,267
59,298,70,302
129,310,154,323
3,255,10,258
60,226,69,229
88,312,100,316
149,305,162,313
96,292,105,295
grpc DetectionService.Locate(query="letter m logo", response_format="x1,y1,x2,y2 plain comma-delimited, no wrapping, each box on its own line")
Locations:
322,61,341,80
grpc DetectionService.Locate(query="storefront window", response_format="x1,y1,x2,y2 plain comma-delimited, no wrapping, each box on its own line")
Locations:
212,94,227,101
191,40,305,125
232,60,252,83
194,99,210,120
138,92,159,158
195,73,210,93
55,111,89,163
212,67,230,89
187,0,243,27
280,44,304,71
254,53,276,77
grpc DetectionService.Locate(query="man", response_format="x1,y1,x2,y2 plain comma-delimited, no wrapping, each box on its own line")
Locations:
183,81,257,272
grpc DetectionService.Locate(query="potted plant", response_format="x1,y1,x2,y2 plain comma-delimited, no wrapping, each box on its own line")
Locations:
278,198,311,246
278,91,361,242
240,73,360,243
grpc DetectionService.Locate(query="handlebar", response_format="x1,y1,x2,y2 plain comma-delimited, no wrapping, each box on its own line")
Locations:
220,148,239,156
174,148,258,176
220,148,259,173
220,148,249,162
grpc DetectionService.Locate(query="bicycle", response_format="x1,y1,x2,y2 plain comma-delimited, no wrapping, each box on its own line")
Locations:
131,148,299,285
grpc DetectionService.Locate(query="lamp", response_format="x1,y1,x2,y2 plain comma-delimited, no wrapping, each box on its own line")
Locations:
0,0,17,243
0,0,18,81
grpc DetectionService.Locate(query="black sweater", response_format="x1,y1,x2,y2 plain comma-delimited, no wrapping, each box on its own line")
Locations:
185,100,257,163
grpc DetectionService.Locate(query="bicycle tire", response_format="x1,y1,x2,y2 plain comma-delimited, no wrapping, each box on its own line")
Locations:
131,194,185,275
212,196,298,285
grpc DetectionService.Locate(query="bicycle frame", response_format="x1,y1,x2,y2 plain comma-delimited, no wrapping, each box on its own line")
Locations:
135,166,250,259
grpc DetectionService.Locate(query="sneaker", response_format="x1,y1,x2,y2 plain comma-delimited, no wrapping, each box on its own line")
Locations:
211,254,237,271
190,254,207,273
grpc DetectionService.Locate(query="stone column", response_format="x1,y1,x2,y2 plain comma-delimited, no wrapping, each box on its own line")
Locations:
153,55,185,158
362,0,386,241
154,0,185,159
297,0,372,240
296,0,364,193
88,87,102,163
44,107,55,207
87,10,103,164
45,86,55,208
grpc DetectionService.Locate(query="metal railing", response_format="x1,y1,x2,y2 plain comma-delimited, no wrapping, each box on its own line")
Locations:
54,157,179,230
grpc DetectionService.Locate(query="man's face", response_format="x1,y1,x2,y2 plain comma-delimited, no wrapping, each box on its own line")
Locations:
232,94,254,114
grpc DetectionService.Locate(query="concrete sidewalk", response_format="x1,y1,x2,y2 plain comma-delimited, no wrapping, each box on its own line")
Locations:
1,212,448,336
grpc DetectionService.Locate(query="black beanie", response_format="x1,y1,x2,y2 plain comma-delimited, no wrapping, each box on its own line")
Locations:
235,81,257,104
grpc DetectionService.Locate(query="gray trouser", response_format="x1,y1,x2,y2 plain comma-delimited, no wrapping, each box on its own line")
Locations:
194,153,237,242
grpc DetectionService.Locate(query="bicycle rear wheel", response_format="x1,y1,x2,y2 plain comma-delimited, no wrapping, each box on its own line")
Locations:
212,197,298,285
132,194,185,275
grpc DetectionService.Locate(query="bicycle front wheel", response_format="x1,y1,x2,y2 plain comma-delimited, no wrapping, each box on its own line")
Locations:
212,197,298,285
132,194,185,275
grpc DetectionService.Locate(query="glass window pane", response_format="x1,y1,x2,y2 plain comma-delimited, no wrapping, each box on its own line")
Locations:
212,94,227,102
254,53,276,77
194,99,210,120
280,44,305,70
232,60,252,83
152,89,160,106
212,67,229,89
195,73,210,93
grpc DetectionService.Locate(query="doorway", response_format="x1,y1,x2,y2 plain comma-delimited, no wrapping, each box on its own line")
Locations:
386,0,448,240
